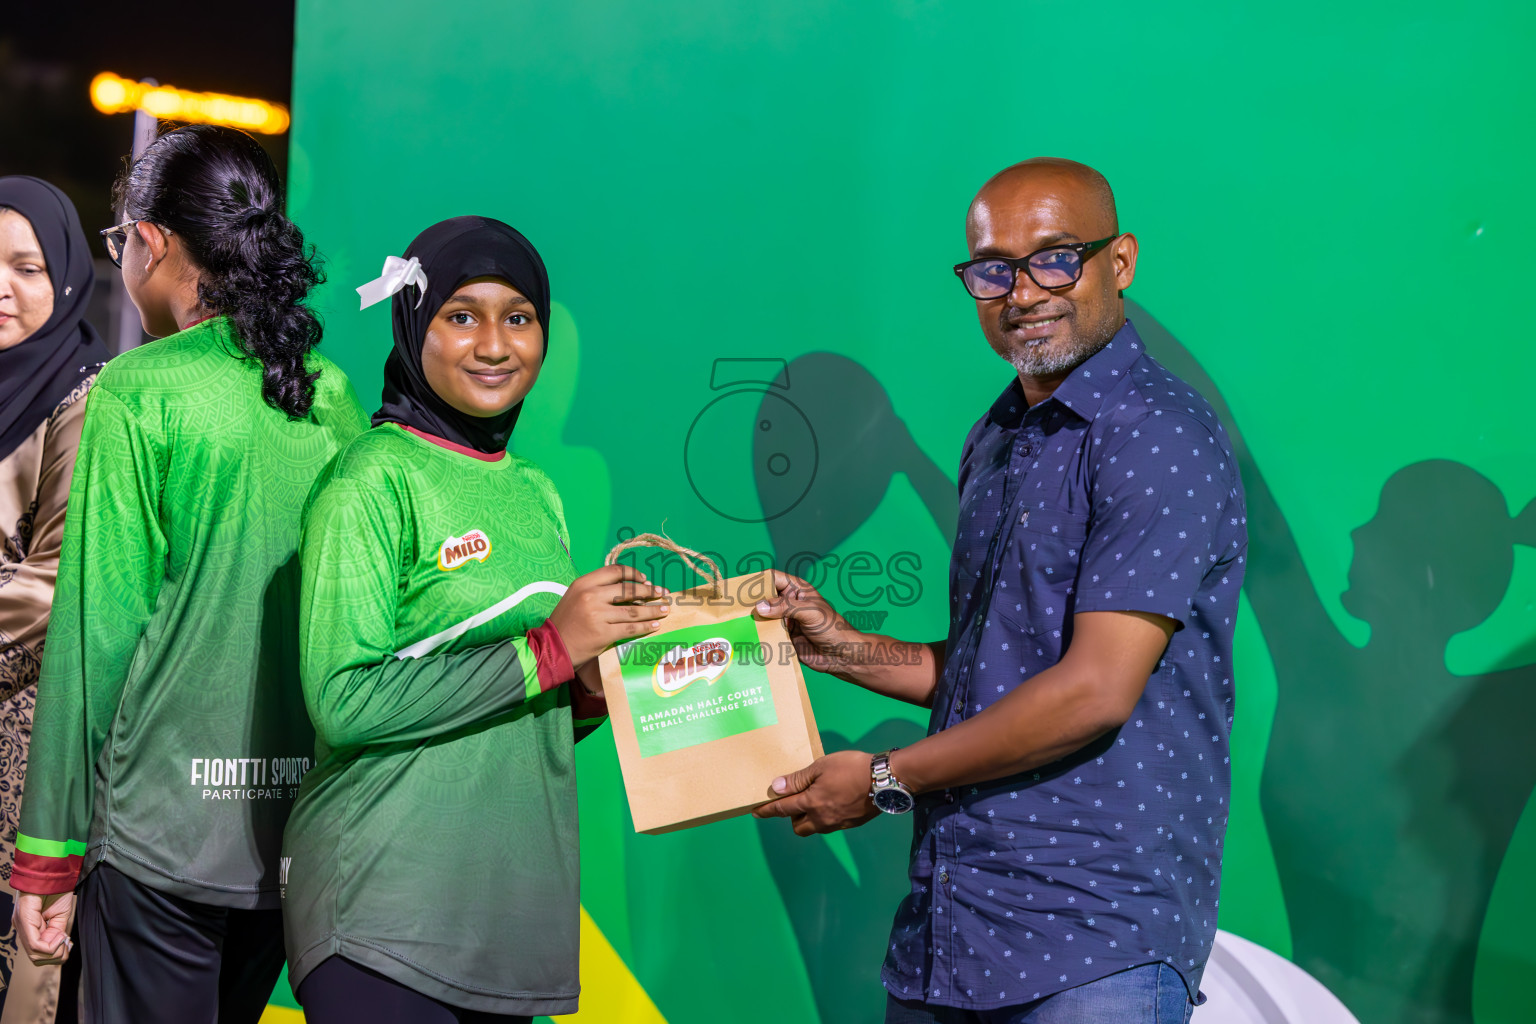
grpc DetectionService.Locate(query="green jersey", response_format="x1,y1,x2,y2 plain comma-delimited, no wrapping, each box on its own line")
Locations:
13,317,368,906
282,423,602,1017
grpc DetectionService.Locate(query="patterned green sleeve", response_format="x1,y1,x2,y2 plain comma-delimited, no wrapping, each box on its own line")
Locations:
542,484,609,742
15,387,167,894
299,475,574,750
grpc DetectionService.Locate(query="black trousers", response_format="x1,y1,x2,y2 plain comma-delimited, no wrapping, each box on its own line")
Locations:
299,956,532,1024
77,862,285,1024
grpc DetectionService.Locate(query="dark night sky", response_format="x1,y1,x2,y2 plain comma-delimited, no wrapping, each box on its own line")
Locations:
1,1,296,249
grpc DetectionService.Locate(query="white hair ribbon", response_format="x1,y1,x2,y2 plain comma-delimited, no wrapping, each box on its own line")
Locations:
356,255,428,311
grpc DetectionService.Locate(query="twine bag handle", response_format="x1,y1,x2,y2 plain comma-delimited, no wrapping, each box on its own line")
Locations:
605,531,725,598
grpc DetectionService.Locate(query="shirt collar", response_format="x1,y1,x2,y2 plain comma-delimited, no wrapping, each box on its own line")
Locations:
986,319,1145,428
400,423,507,462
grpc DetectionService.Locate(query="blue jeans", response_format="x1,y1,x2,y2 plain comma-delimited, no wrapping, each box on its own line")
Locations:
884,963,1195,1024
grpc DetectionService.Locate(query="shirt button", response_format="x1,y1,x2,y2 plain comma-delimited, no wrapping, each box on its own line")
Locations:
938,868,949,885
944,790,956,804
1019,510,1030,526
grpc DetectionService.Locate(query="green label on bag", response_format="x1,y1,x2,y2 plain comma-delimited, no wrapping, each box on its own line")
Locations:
617,615,777,757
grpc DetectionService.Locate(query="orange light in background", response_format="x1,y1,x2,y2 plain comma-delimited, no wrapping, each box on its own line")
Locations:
90,72,290,135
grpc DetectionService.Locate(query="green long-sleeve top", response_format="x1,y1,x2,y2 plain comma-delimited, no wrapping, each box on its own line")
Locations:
13,317,367,905
280,422,604,1017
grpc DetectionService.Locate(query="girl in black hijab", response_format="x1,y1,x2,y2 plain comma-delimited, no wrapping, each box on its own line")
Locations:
371,215,551,452
284,216,669,1021
0,175,107,1018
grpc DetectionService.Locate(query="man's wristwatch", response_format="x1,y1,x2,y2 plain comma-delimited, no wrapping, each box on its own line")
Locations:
870,750,915,814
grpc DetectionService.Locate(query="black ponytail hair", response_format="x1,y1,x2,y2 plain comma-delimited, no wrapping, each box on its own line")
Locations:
113,124,323,418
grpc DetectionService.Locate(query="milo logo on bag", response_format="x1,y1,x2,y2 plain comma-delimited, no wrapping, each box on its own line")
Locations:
618,617,777,757
654,638,732,698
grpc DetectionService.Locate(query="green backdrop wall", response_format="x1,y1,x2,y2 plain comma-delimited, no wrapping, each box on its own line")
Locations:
278,3,1536,1022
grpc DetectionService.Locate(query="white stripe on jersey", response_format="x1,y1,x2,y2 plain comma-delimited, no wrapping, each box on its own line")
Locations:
395,580,569,660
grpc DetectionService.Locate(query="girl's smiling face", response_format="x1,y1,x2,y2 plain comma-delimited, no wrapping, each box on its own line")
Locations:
420,276,544,418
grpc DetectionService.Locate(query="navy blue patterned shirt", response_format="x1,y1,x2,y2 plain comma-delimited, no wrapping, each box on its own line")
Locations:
881,320,1247,1009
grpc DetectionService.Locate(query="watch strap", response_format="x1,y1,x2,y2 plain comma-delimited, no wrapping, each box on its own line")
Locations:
871,748,908,790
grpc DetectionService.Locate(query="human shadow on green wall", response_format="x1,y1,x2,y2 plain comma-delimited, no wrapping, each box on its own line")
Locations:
756,352,958,557
740,352,950,1020
1134,301,1536,1024
755,718,925,1024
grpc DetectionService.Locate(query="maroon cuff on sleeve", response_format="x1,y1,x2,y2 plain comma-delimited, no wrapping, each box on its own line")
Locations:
527,620,576,692
10,851,82,895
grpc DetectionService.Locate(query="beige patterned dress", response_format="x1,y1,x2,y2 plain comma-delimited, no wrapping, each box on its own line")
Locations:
0,375,92,1023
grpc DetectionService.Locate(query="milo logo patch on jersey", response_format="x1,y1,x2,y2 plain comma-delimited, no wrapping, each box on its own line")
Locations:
438,529,492,571
653,638,732,699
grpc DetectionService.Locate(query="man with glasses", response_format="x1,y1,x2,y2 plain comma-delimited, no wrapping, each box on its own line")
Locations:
755,158,1247,1023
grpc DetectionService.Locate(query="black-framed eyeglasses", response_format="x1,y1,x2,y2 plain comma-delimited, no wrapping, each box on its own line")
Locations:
953,236,1118,300
99,219,167,267
99,219,139,267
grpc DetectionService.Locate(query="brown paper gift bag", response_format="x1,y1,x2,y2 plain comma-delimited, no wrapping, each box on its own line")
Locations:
597,533,824,834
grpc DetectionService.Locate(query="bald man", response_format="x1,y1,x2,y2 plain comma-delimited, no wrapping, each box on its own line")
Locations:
755,159,1247,1022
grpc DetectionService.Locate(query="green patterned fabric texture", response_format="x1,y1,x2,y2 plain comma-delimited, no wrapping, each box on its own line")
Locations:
281,422,587,1016
19,316,368,906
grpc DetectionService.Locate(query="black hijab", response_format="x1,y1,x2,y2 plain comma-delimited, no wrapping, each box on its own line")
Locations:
0,177,110,463
371,216,550,454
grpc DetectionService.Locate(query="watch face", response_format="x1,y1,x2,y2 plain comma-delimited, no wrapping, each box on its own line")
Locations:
873,786,915,814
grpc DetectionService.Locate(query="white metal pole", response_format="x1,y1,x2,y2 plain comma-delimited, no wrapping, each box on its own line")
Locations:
112,103,158,354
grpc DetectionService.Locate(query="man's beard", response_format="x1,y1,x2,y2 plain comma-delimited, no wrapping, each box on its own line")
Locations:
1003,330,1106,377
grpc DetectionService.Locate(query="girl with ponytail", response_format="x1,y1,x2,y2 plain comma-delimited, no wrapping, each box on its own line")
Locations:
12,124,369,1024
108,124,323,416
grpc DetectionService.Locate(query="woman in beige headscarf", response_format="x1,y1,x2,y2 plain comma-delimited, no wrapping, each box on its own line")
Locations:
0,176,108,1023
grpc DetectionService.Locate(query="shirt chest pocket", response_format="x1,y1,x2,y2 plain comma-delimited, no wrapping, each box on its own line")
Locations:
998,505,1088,643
